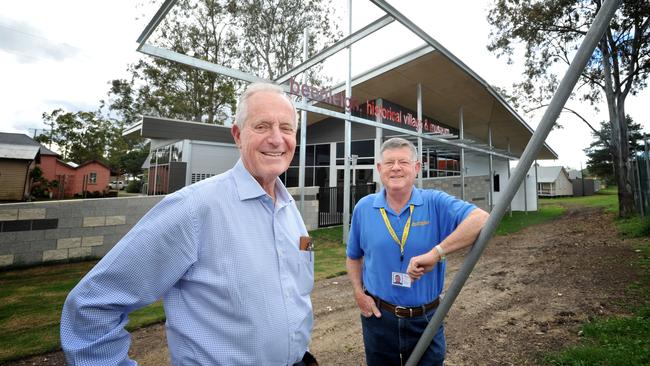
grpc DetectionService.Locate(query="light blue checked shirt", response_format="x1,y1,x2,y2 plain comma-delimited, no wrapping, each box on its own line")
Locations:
61,160,314,365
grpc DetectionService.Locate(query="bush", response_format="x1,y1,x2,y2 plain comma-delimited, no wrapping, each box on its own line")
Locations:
126,180,143,193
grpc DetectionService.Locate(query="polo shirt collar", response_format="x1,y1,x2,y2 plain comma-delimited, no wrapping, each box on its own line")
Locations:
373,186,423,215
232,159,293,207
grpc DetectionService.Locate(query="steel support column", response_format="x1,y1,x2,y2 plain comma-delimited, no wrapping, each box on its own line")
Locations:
488,124,494,211
417,83,423,188
342,0,352,243
460,107,465,200
298,29,309,214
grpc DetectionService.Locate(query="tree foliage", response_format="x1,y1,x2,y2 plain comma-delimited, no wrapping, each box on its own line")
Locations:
487,0,650,217
229,0,342,80
585,115,645,184
37,0,340,182
38,109,117,164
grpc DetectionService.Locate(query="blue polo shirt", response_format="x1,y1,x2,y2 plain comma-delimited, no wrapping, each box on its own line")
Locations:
347,187,476,307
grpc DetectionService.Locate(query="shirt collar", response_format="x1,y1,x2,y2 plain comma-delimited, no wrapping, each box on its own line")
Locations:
233,159,293,207
373,186,423,214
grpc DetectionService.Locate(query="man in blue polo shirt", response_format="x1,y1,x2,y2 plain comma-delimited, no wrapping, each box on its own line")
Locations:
347,137,488,365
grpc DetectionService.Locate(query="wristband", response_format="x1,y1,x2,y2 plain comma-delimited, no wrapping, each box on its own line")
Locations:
434,245,446,261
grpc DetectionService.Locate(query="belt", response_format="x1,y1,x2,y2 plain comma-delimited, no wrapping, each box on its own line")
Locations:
367,292,440,318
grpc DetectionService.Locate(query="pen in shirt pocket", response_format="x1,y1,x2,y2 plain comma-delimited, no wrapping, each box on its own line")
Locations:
300,236,313,261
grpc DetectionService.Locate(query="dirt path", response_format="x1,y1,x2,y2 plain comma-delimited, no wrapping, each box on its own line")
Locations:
7,206,640,365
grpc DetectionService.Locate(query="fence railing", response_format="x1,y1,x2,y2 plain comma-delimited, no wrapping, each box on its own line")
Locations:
318,183,377,227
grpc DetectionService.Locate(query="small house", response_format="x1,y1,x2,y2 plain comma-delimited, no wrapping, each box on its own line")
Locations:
537,166,573,197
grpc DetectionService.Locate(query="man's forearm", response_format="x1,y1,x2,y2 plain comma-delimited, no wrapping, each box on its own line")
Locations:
346,257,364,295
437,208,489,255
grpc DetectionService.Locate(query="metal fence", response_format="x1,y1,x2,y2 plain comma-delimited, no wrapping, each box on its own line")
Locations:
318,183,377,227
633,146,650,216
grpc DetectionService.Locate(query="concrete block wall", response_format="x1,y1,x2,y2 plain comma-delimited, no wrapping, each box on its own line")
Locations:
0,196,163,268
287,186,319,230
422,175,490,211
0,187,321,269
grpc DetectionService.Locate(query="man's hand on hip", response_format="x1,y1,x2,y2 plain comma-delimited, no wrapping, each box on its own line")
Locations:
354,290,382,318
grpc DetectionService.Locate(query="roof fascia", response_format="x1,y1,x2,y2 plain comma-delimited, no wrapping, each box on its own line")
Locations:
274,14,395,84
369,0,558,159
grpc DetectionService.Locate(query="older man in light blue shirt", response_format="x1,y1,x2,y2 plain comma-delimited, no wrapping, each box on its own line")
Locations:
61,83,315,365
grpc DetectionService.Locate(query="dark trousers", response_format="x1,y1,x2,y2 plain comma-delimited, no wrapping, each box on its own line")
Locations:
361,307,445,366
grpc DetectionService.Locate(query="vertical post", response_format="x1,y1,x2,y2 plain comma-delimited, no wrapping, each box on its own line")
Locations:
635,157,644,216
643,136,650,214
298,29,309,214
488,124,494,211
375,99,384,191
417,83,423,188
507,139,512,217
405,1,621,363
534,160,539,209
460,107,465,200
581,162,585,196
342,0,352,243
521,158,529,214
153,150,158,196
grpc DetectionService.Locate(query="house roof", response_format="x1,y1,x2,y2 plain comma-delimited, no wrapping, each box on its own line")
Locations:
0,132,59,156
536,166,567,183
123,115,235,143
0,143,40,160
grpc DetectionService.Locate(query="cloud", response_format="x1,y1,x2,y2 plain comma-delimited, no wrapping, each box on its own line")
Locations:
0,16,80,63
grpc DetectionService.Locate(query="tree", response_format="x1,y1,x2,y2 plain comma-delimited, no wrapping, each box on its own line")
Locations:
228,0,342,80
585,115,645,184
108,0,240,125
38,109,117,164
487,0,650,217
112,0,342,126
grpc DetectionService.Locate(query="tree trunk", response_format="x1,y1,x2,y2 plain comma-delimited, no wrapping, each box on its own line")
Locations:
601,39,635,218
616,95,635,217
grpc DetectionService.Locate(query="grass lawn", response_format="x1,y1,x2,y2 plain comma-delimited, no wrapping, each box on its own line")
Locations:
541,187,650,365
1,186,645,363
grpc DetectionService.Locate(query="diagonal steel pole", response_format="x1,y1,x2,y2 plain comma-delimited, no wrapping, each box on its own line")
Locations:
406,1,621,364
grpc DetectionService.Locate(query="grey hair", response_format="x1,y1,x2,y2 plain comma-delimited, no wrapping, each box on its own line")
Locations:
234,82,297,128
380,137,418,161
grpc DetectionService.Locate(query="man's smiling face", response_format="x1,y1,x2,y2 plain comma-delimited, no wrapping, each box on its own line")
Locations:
231,90,297,187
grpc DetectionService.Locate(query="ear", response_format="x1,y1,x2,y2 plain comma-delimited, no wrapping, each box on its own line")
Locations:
415,160,422,174
231,124,242,147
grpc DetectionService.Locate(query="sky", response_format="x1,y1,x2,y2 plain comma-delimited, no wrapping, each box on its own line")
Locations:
1,0,648,170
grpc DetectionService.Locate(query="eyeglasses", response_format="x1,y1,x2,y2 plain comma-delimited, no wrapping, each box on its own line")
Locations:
382,160,416,168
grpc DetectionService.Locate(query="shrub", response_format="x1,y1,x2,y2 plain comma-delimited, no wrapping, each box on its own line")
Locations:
126,180,143,193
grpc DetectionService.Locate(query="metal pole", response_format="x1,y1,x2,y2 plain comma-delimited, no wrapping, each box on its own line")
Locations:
524,170,528,214
507,139,512,217
460,107,465,200
343,0,352,243
299,29,309,214
406,1,621,364
643,138,650,214
635,157,644,216
375,99,383,191
581,162,585,196
488,124,494,211
534,160,539,209
417,83,423,188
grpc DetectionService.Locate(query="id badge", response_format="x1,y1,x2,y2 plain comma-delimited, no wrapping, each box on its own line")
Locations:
391,272,411,288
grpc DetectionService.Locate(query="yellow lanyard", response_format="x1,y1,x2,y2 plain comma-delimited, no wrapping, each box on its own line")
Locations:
379,204,414,262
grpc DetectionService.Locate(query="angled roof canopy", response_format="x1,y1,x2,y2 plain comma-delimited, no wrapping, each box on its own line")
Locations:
134,0,556,161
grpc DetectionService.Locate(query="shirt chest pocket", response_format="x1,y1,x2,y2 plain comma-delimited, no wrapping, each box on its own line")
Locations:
296,250,314,296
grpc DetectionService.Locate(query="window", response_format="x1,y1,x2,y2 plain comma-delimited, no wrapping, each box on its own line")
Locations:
88,172,97,184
